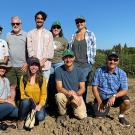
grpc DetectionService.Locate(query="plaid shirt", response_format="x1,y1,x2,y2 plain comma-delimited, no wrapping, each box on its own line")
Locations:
92,66,128,100
68,30,96,64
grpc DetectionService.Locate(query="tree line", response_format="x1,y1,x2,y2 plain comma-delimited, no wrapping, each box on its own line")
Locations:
94,43,135,77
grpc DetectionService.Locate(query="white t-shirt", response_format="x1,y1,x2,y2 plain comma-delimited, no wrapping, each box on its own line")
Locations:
37,30,42,59
0,39,9,61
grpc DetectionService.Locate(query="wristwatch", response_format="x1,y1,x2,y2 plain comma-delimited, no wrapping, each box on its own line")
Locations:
112,94,117,98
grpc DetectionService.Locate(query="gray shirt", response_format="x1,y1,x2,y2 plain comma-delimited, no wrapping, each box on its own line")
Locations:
6,30,27,67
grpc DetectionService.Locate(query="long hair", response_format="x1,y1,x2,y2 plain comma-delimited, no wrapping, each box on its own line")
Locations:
50,26,63,37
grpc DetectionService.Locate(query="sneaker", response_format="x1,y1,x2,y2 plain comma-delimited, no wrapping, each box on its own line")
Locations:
119,117,130,127
17,120,25,130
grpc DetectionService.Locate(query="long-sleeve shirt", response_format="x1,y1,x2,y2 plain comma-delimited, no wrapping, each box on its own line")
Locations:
27,28,54,70
20,76,47,107
68,30,96,65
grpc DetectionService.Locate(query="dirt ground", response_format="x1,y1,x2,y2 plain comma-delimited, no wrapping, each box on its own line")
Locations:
1,78,135,135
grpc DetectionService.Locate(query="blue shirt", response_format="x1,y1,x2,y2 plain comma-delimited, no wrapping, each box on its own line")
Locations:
92,66,128,100
55,65,85,91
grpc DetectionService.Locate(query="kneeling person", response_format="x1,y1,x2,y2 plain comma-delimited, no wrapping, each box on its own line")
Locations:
55,49,87,120
92,52,130,126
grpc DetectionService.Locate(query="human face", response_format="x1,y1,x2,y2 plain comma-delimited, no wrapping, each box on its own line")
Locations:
76,19,86,30
30,64,39,74
63,56,75,69
52,25,61,37
0,67,6,77
35,14,44,29
11,18,21,34
107,57,119,71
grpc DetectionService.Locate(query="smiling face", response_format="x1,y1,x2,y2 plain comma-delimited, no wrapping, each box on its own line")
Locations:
35,14,44,29
0,67,6,77
11,16,21,34
75,19,86,31
52,25,61,37
63,55,75,69
107,57,119,71
29,63,39,74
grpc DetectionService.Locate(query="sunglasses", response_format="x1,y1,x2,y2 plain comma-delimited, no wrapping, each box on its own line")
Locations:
108,58,119,62
76,20,85,24
52,25,61,29
11,23,20,26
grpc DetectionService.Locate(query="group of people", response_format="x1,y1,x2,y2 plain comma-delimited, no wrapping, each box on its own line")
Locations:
0,10,130,131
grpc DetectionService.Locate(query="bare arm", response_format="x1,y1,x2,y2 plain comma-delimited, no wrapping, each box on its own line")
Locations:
56,80,71,97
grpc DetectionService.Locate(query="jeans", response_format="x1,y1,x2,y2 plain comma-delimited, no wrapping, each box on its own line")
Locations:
42,69,51,86
0,103,18,120
18,99,46,121
50,62,64,74
75,63,92,103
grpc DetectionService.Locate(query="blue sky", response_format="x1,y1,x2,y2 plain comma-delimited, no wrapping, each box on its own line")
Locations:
0,0,135,49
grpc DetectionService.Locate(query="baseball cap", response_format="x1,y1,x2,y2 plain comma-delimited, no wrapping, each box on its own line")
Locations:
0,62,7,69
62,49,74,58
107,51,119,58
75,16,86,22
52,21,61,27
28,57,40,66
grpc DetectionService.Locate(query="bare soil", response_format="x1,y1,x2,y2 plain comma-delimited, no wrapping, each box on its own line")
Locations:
1,78,135,135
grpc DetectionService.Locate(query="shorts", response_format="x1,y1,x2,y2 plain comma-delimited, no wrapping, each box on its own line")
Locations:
93,95,130,117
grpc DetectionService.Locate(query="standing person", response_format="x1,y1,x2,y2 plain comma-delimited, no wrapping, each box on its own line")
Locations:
50,21,68,71
6,16,27,102
68,16,96,103
27,11,54,85
17,57,47,130
47,21,68,110
92,52,130,126
0,62,18,120
55,49,87,120
0,25,9,64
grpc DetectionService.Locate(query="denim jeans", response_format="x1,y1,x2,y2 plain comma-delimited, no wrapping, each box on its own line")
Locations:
50,62,64,74
74,63,92,103
42,69,51,86
0,103,18,120
18,99,46,121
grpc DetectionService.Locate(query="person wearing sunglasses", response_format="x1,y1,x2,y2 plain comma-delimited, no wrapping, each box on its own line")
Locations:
27,11,54,86
0,25,9,64
50,21,68,71
47,21,68,110
68,16,96,103
92,52,130,126
6,16,27,103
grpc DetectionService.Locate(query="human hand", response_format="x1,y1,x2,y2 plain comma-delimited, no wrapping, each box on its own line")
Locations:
107,96,116,107
40,58,47,67
5,99,16,106
35,105,42,112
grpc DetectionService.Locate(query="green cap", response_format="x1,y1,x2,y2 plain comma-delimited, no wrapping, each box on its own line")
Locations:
62,49,74,58
52,21,61,27
75,16,85,21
